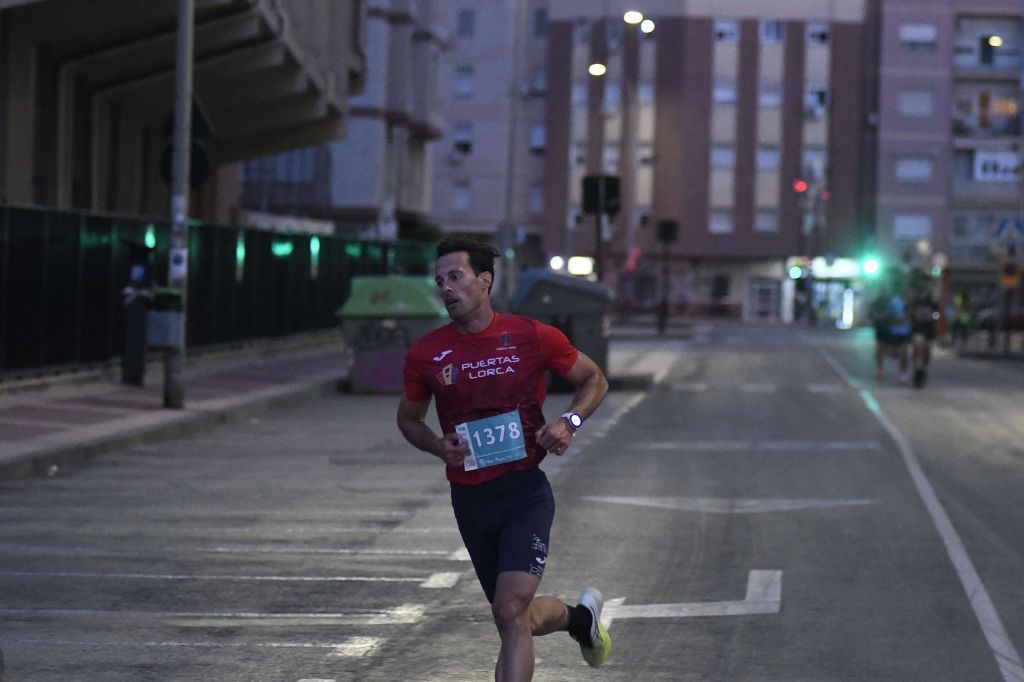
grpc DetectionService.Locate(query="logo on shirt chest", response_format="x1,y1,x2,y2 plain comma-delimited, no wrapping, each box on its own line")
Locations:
460,354,520,380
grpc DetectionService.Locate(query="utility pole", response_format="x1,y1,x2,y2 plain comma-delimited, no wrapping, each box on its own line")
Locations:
163,0,193,408
495,0,528,309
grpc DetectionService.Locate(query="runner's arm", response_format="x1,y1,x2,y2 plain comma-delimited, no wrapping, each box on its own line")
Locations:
535,351,608,453
397,396,468,466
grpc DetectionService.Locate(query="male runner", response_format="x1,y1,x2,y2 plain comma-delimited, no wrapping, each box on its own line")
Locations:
397,238,611,681
908,272,940,388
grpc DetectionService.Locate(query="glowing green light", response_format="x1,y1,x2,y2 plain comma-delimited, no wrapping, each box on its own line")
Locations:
309,236,321,257
345,243,362,259
862,257,880,275
235,231,246,283
271,240,294,257
788,266,803,279
144,225,156,249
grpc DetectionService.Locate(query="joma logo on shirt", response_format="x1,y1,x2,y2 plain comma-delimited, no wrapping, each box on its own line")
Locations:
462,355,520,379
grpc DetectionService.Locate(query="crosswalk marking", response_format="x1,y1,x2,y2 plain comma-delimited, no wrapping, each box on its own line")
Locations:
646,440,882,452
0,569,462,588
0,604,428,626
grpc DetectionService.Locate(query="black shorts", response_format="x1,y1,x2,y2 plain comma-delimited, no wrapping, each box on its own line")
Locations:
450,467,555,603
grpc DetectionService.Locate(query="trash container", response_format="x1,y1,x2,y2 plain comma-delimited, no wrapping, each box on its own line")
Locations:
336,275,448,393
511,269,613,391
146,287,184,349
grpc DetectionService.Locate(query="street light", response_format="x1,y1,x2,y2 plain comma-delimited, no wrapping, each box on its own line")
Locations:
588,62,607,77
623,10,644,24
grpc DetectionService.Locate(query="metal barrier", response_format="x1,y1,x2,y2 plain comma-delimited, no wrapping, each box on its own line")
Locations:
0,203,432,376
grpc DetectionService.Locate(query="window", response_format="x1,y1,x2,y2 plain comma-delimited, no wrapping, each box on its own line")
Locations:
762,20,785,44
714,20,739,43
455,66,475,97
572,82,587,106
804,85,829,118
604,82,621,109
456,9,475,39
894,156,934,182
530,125,546,153
755,211,779,232
803,148,827,180
807,22,829,46
710,211,734,234
530,66,547,94
574,18,590,43
638,82,655,104
453,123,473,154
757,147,780,170
529,183,544,215
898,90,934,117
760,84,783,107
892,214,933,239
453,182,471,211
713,83,737,104
711,145,736,168
533,8,548,38
900,23,937,51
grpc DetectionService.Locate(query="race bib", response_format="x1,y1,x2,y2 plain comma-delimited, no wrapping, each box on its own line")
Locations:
455,409,527,471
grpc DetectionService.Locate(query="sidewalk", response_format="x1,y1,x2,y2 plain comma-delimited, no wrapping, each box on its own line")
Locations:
0,329,676,482
0,338,350,481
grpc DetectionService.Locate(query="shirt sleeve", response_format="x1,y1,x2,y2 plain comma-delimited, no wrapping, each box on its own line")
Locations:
535,320,579,376
403,350,432,402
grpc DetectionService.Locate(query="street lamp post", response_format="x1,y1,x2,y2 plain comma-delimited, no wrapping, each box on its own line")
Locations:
163,0,193,409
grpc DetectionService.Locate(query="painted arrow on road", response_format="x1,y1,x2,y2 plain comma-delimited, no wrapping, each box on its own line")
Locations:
602,570,782,630
585,496,875,514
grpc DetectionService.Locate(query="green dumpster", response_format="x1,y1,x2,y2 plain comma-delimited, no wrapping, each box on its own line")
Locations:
336,276,447,393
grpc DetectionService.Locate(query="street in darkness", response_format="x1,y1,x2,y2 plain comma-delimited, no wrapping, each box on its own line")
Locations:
1,322,1022,681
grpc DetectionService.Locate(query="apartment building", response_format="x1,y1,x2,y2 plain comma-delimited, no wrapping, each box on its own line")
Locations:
544,0,874,320
876,0,1024,313
431,0,552,273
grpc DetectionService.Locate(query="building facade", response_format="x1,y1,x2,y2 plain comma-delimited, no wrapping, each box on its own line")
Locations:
240,0,446,242
544,0,874,321
0,0,366,224
876,0,1024,314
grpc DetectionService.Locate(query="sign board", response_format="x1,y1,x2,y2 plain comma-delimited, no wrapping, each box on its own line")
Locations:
999,261,1020,289
974,151,1020,182
995,218,1024,247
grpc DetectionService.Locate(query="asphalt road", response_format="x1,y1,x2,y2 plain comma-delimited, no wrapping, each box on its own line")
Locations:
1,322,1022,681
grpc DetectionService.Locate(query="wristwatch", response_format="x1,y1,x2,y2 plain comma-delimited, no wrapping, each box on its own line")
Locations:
561,412,583,431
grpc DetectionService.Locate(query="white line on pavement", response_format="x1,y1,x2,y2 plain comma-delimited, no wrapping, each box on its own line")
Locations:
645,440,882,452
0,542,470,561
584,496,875,514
819,348,1024,682
602,570,782,629
0,604,427,626
0,569,462,589
0,636,385,655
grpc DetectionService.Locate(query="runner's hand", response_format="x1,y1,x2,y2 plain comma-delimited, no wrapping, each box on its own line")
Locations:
535,420,573,456
438,433,469,467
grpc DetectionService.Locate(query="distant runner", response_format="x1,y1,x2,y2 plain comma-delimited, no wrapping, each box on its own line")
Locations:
397,238,611,681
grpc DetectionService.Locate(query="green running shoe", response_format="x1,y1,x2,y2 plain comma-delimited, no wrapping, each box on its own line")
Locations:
578,587,612,667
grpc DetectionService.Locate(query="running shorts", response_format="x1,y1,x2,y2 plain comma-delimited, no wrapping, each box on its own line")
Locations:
450,467,555,603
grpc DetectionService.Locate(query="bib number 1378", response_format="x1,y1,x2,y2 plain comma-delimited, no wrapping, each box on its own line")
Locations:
455,410,528,471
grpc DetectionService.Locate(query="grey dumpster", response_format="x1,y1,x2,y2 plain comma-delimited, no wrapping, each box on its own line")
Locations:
336,276,448,393
511,269,613,391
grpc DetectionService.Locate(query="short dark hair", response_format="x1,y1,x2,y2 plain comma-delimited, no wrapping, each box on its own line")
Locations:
436,238,501,279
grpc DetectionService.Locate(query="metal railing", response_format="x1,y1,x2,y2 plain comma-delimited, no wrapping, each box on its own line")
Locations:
0,203,432,377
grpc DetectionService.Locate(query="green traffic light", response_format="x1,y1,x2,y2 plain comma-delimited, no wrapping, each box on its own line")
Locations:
862,257,880,276
788,266,803,279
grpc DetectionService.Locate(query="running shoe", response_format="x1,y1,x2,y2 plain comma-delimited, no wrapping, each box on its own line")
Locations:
577,587,612,668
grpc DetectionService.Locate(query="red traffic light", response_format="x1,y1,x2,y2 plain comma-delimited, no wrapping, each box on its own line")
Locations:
792,178,809,193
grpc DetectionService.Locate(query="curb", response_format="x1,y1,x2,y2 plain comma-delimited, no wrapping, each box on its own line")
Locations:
0,377,340,482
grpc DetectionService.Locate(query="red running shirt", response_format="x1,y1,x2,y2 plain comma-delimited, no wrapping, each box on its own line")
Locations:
403,313,578,485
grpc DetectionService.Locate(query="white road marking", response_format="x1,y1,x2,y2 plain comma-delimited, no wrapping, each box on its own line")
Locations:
0,569,461,589
646,440,881,452
807,383,846,394
0,542,470,561
0,636,384,654
602,570,782,629
584,496,875,514
819,348,1024,682
740,383,777,393
419,571,462,588
329,636,384,658
0,604,427,626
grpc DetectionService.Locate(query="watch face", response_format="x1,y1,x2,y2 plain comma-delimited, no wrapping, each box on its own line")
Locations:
568,413,583,428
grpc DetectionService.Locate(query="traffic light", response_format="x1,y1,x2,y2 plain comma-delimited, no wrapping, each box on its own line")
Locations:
862,255,881,276
792,178,809,193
